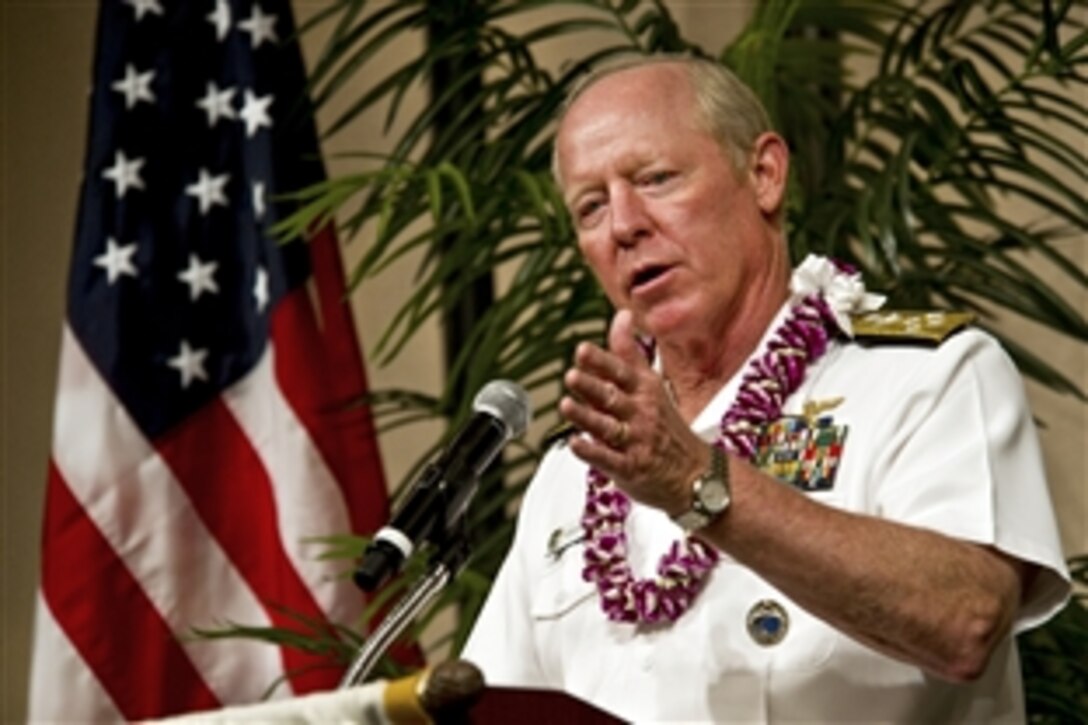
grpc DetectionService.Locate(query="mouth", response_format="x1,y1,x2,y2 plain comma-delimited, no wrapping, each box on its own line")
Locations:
629,263,672,294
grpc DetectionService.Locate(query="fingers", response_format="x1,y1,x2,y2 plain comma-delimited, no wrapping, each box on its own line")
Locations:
564,355,633,422
565,310,646,404
608,309,644,367
558,388,628,450
570,342,635,397
564,367,627,420
559,310,705,513
604,418,631,446
560,308,655,466
567,427,629,478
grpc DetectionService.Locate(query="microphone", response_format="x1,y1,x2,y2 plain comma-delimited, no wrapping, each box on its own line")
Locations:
354,379,530,591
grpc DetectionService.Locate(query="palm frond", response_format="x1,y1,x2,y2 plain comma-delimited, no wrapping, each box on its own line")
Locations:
781,1,1086,395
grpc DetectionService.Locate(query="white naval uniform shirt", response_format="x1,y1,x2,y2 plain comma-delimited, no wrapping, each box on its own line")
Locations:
462,317,1070,724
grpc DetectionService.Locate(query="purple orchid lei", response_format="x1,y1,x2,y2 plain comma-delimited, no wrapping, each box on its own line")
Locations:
580,256,884,625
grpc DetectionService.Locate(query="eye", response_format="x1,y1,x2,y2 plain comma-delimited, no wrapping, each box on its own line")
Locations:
639,170,675,187
575,197,605,225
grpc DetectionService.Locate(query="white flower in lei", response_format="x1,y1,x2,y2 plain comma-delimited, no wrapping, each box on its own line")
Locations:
581,255,885,624
790,254,886,335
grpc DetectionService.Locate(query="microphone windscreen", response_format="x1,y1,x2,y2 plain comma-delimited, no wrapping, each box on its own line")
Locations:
473,380,529,439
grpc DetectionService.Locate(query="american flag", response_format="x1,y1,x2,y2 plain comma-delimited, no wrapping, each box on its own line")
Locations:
28,0,389,719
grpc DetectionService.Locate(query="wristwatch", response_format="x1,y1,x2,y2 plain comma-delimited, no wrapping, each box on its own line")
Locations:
671,445,731,531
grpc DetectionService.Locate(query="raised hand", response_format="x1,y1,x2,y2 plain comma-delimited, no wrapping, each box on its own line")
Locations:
559,309,709,515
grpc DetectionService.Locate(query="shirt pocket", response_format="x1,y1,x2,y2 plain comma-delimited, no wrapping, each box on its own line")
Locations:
528,550,596,618
526,537,605,688
529,536,596,620
705,558,844,676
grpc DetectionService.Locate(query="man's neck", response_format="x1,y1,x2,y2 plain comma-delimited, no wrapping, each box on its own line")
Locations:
659,273,790,423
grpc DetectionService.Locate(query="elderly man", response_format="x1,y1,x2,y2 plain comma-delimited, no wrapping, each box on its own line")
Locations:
462,56,1069,722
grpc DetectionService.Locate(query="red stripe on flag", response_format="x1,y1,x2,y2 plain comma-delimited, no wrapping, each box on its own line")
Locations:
273,257,388,537
154,399,343,694
280,235,426,670
40,459,221,719
307,225,371,392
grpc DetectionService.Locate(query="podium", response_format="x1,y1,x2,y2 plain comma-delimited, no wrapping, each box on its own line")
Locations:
153,661,621,724
406,659,620,724
467,686,621,724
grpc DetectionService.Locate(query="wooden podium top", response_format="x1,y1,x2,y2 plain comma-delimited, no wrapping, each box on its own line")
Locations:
466,685,622,724
403,659,621,724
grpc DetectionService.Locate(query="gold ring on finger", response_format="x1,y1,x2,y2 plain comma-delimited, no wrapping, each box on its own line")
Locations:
611,420,629,448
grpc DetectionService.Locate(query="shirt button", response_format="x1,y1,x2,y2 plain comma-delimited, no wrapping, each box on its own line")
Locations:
747,599,789,646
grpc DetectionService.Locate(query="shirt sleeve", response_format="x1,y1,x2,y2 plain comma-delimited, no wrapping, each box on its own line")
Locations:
868,329,1070,631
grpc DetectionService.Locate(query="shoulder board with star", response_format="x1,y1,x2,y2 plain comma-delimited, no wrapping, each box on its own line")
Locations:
850,310,976,346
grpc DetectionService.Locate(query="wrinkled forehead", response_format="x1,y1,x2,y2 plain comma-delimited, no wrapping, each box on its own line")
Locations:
555,63,700,184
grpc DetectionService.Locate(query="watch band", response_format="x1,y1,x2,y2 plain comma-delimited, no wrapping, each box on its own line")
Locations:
671,444,731,531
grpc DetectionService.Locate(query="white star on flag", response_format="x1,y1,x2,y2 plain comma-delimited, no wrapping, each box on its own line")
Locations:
177,254,220,301
207,0,232,41
111,64,156,110
239,89,274,137
196,82,237,127
122,0,164,22
238,4,279,48
253,266,270,313
185,168,230,215
252,181,267,220
93,237,139,284
102,150,146,199
166,340,209,388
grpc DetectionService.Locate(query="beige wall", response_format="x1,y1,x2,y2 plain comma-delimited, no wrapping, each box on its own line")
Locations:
1,2,1083,721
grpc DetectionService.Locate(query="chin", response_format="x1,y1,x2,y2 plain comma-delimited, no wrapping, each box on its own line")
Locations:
638,305,699,342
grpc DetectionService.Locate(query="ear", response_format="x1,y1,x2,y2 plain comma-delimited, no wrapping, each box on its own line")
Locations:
747,132,789,218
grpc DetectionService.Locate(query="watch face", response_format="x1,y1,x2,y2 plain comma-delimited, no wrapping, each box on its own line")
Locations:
697,478,730,513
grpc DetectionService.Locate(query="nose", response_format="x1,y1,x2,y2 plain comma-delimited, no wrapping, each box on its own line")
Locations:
609,185,651,247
